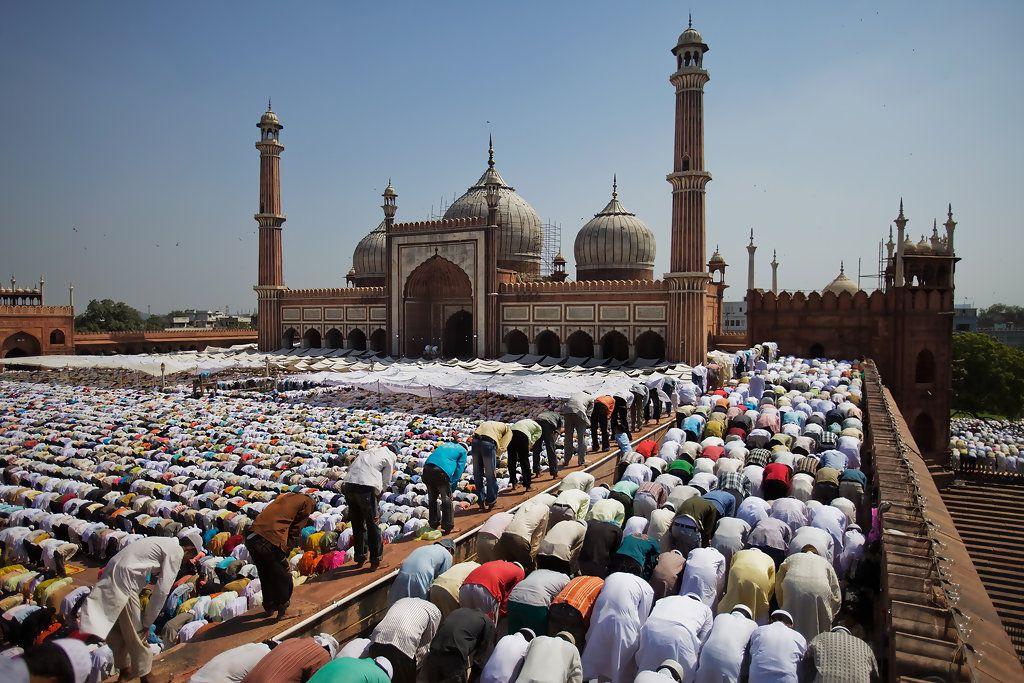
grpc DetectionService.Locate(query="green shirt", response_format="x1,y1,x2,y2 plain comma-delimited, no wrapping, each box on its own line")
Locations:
307,658,391,683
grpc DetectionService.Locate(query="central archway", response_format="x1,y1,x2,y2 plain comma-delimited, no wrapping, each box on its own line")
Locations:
403,255,473,358
443,310,473,359
2,332,41,358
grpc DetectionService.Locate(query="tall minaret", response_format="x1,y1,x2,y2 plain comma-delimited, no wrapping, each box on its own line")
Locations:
746,229,756,291
665,15,712,365
254,101,286,351
894,199,908,287
771,250,779,294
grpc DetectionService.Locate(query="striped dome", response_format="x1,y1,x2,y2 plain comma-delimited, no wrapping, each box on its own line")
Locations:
574,179,656,281
351,221,386,284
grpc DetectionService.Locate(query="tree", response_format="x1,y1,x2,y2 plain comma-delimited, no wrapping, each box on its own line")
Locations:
978,304,1024,328
144,315,166,331
951,332,1024,419
74,299,145,332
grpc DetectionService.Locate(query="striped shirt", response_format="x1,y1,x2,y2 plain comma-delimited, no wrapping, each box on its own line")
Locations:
369,597,442,664
240,638,329,683
551,575,604,621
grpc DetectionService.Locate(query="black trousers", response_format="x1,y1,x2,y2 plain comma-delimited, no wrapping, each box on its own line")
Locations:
423,463,454,531
532,426,559,477
591,405,610,451
424,652,470,683
612,397,632,438
547,602,587,647
246,532,292,611
645,395,663,421
367,642,417,683
508,431,532,488
344,482,382,563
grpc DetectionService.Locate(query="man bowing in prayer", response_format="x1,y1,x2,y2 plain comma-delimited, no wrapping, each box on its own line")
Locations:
246,491,315,620
80,536,198,683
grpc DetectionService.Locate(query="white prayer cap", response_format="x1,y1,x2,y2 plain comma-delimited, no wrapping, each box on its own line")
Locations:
313,633,339,658
730,604,753,619
770,609,795,625
53,639,92,683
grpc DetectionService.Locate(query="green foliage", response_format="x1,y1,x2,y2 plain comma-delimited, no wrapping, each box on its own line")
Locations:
952,332,1024,420
978,303,1024,328
74,299,145,332
144,315,166,331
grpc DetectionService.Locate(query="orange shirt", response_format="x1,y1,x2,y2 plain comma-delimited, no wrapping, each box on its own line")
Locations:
595,396,616,414
552,575,605,622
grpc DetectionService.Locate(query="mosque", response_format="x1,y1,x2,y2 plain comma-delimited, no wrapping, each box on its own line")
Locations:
253,17,957,464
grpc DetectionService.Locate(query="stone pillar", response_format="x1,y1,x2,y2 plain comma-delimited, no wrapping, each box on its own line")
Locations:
560,343,569,358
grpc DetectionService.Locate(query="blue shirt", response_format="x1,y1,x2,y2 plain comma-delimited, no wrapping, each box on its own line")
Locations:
702,490,737,518
818,449,848,471
425,442,468,492
388,543,453,604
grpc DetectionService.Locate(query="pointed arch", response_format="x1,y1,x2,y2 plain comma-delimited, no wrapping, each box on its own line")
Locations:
504,329,529,355
601,330,630,361
535,329,561,357
369,328,387,354
325,328,344,349
915,348,935,384
566,330,595,358
302,328,322,349
2,332,41,358
635,330,666,360
347,328,367,351
49,329,66,345
282,328,298,349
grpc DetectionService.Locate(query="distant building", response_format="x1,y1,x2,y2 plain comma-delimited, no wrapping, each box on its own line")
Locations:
954,303,978,332
167,309,253,330
982,323,1024,348
0,276,74,358
723,301,746,332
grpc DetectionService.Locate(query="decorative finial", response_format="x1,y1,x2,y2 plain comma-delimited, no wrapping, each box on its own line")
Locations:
488,133,494,169
748,228,754,246
689,12,693,29
948,202,953,218
889,224,893,239
612,174,618,199
898,198,905,219
840,261,845,275
267,98,272,111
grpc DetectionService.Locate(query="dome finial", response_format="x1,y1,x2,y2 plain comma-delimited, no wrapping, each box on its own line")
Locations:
267,98,272,111
898,197,905,219
948,202,953,219
689,12,693,28
488,133,494,169
612,174,618,199
840,260,845,275
748,228,754,246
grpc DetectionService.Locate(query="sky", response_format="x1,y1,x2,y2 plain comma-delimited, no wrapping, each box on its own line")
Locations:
2,1,1022,314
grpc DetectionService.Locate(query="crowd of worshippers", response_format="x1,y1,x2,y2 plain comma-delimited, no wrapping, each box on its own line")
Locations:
14,353,881,683
948,417,1024,474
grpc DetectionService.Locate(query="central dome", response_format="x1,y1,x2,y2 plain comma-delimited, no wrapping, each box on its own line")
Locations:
443,142,542,277
574,178,656,281
350,220,386,287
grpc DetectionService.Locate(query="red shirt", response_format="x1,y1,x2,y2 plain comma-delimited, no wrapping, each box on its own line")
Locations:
763,462,793,486
635,440,659,458
595,396,616,414
701,446,725,462
464,560,525,605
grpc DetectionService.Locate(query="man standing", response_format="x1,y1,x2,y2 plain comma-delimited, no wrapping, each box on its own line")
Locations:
590,395,615,452
423,441,467,534
344,445,396,570
532,410,564,478
80,537,195,683
246,492,315,619
629,381,650,432
471,421,512,511
509,418,543,491
561,391,594,468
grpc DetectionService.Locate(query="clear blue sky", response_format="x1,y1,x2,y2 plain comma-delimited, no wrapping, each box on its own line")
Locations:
2,1,1022,314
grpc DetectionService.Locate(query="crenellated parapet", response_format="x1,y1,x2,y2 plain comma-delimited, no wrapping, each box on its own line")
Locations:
0,305,73,316
282,287,386,299
500,278,668,294
747,287,953,314
390,217,486,234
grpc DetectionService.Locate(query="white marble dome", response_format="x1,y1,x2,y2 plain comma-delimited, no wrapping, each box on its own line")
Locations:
574,179,656,281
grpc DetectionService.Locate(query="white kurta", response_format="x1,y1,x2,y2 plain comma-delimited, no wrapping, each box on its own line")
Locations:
581,572,654,683
694,611,758,683
635,594,712,679
679,547,726,608
80,537,184,638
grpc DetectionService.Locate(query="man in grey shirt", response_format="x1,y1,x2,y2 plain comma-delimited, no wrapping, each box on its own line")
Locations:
560,391,594,467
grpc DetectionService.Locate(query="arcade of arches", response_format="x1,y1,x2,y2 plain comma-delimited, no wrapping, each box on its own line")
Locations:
403,255,474,358
2,332,41,359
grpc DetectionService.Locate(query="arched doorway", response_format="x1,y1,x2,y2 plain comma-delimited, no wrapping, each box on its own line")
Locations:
325,328,343,349
808,343,825,359
635,331,666,360
535,330,561,357
601,330,629,361
403,255,474,357
49,329,66,345
348,328,367,351
504,330,529,355
566,330,595,358
282,328,298,349
369,328,387,354
912,412,936,453
2,332,41,358
444,310,473,358
915,349,935,384
302,328,322,348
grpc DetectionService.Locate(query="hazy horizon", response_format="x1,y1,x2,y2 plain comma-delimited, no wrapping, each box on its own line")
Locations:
3,1,1022,312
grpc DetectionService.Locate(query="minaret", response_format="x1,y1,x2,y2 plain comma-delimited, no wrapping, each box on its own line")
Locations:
38,275,44,304
746,229,756,291
771,250,779,294
68,282,74,309
254,101,286,351
944,203,956,254
665,15,712,365
894,199,908,287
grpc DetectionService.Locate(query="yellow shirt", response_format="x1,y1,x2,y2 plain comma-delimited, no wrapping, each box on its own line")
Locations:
474,421,513,454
